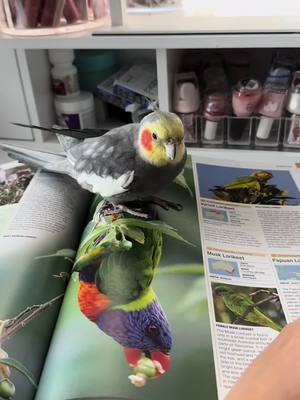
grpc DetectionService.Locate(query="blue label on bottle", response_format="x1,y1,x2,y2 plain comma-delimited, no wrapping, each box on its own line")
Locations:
62,113,80,129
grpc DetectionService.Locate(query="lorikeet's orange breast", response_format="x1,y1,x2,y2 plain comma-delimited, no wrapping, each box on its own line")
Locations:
78,281,111,321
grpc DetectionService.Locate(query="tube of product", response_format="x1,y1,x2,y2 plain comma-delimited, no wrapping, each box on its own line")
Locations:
64,0,81,23
256,59,293,140
40,0,65,27
24,0,44,28
286,71,300,145
202,66,229,141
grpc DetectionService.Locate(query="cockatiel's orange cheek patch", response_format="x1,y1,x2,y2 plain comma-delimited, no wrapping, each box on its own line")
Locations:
141,129,153,152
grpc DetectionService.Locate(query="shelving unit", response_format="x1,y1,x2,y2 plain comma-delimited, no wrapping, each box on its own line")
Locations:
1,13,300,159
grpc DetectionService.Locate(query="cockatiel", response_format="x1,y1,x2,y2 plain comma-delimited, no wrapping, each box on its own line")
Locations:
214,285,283,332
75,208,172,383
1,110,186,215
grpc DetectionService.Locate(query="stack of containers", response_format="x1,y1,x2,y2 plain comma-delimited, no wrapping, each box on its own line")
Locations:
49,49,97,129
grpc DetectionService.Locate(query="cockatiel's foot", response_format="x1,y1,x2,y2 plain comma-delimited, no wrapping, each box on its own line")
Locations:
147,196,183,211
99,201,149,219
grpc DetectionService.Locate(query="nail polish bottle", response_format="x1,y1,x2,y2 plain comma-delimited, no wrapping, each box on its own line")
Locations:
202,65,228,144
284,71,300,148
228,78,262,146
173,72,201,144
256,55,293,143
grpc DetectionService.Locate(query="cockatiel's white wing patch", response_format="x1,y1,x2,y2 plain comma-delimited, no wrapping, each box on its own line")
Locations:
69,124,138,198
77,170,135,197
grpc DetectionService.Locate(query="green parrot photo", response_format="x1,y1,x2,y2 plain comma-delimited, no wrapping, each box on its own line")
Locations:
213,284,286,332
73,201,191,387
209,170,292,205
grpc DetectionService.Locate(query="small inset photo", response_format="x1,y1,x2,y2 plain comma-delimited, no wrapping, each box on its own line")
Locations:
202,207,229,222
211,282,287,331
275,264,300,281
208,258,240,277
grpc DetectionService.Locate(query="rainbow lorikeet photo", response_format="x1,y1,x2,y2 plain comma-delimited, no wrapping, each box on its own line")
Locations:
73,205,190,386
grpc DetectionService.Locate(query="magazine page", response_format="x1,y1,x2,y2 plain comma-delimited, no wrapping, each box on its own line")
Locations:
192,155,300,399
35,165,218,400
0,162,91,400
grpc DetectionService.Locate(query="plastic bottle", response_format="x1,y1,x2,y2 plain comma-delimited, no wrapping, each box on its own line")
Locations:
256,54,294,140
49,49,80,97
286,71,300,145
54,91,96,129
202,66,229,141
173,72,200,143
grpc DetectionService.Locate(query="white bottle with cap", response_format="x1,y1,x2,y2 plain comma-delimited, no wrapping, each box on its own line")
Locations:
49,49,80,97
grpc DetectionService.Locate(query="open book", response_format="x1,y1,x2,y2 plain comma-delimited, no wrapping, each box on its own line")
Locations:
0,159,215,400
2,154,300,400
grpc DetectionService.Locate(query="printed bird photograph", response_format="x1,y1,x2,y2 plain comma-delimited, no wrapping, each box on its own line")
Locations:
196,164,300,205
75,204,174,388
212,283,287,331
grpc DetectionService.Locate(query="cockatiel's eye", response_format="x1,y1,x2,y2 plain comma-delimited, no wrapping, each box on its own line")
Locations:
146,324,160,338
152,132,158,141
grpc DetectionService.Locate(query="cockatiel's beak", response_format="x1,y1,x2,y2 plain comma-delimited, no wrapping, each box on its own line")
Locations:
124,347,171,379
164,141,176,160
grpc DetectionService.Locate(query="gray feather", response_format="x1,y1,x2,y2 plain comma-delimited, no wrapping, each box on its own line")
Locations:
0,143,74,177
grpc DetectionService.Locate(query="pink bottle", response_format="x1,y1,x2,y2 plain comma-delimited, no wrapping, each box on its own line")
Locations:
203,93,228,140
202,65,229,141
286,71,300,144
173,72,200,143
256,62,292,140
232,79,262,117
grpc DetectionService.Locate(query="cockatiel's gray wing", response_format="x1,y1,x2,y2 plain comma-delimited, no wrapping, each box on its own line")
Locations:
66,123,139,198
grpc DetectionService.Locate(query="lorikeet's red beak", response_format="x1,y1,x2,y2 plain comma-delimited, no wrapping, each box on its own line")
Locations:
150,350,171,377
123,348,171,378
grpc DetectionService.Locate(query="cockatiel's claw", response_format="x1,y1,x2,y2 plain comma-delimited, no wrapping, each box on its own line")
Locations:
98,202,149,219
147,196,183,212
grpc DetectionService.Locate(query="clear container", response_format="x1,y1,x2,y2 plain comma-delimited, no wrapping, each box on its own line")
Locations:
227,116,254,147
199,116,226,147
0,0,109,36
283,116,300,150
254,117,282,149
178,112,198,144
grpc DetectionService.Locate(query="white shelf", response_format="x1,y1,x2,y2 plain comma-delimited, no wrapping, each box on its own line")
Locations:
2,14,300,49
1,32,300,49
187,147,300,162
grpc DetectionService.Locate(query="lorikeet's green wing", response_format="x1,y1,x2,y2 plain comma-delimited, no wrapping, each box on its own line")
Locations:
222,291,282,332
223,176,260,191
95,228,163,304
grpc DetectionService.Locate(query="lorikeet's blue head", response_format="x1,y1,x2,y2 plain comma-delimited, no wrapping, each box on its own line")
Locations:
96,294,172,377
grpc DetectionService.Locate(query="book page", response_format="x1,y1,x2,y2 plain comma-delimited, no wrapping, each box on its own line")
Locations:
192,156,300,399
0,163,91,400
34,166,218,400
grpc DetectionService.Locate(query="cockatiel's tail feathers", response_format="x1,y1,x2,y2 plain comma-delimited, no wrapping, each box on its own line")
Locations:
56,134,80,152
0,143,74,177
12,122,108,140
78,280,111,321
